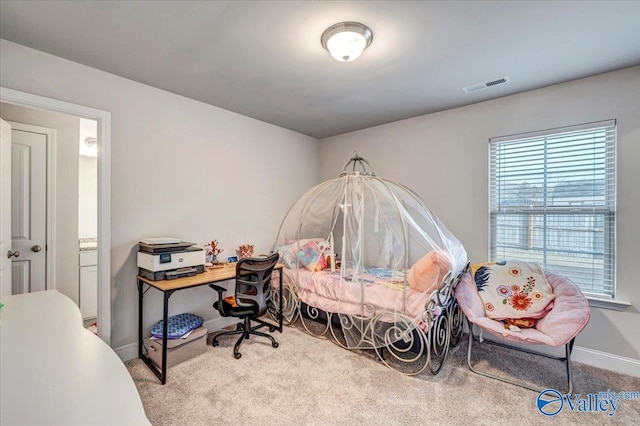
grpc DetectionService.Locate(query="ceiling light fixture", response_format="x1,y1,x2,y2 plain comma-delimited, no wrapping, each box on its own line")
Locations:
321,21,373,63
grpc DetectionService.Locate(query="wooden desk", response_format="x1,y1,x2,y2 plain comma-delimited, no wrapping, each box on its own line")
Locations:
0,290,150,425
137,263,283,384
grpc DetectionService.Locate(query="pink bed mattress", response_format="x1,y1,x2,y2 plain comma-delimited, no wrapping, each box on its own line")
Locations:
283,268,434,330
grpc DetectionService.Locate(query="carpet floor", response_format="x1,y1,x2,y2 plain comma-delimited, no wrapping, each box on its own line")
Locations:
126,324,640,425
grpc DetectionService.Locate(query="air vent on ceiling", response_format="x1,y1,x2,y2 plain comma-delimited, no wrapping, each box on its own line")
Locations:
463,76,510,94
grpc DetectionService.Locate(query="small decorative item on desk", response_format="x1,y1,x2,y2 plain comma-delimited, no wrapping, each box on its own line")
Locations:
205,240,224,265
238,244,254,258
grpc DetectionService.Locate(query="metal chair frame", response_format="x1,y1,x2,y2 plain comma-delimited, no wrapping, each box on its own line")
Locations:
466,320,575,395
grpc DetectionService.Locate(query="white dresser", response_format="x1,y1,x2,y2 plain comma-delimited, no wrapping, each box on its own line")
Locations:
79,249,98,319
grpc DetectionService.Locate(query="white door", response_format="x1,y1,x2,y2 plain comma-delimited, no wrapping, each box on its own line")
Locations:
0,119,12,297
10,123,48,295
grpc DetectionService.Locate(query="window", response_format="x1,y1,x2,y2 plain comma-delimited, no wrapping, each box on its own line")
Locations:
489,120,616,298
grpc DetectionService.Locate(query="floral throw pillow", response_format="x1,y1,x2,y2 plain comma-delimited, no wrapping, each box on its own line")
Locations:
471,260,555,320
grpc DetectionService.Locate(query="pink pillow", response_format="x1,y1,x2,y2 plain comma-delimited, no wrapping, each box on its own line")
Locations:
407,250,452,293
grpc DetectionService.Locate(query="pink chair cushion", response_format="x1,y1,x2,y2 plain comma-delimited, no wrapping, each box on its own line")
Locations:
456,270,590,347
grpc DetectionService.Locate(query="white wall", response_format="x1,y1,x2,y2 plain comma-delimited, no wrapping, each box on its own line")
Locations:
0,39,320,349
319,66,640,361
0,102,81,305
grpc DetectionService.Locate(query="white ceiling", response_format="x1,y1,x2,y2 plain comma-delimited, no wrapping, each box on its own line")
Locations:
1,1,639,139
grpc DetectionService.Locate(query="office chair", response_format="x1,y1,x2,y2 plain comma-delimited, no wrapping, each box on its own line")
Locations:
209,253,280,359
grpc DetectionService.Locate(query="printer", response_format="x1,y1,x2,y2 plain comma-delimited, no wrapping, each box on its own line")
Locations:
138,238,205,281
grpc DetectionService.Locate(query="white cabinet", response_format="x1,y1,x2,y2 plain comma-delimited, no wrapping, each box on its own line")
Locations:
79,251,97,319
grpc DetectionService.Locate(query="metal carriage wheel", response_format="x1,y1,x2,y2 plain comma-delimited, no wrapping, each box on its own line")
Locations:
427,305,451,374
371,312,431,376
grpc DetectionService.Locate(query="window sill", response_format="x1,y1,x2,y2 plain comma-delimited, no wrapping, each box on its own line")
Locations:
586,296,631,312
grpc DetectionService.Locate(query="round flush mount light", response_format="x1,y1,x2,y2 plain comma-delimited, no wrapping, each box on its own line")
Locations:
321,21,373,63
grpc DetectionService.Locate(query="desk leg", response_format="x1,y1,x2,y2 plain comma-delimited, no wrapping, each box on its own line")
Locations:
137,282,171,385
137,278,143,359
278,269,283,333
161,291,171,385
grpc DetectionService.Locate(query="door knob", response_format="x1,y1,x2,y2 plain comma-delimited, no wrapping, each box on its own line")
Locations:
32,245,42,253
7,250,20,258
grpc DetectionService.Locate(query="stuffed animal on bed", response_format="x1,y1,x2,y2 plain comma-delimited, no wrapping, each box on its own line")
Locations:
407,250,452,293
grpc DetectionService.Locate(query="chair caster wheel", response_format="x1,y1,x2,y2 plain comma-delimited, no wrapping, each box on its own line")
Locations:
272,342,279,348
236,324,243,331
269,327,276,332
212,341,219,347
234,353,242,359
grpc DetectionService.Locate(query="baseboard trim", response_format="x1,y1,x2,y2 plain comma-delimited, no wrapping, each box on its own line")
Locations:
115,317,240,362
573,346,640,378
115,341,139,362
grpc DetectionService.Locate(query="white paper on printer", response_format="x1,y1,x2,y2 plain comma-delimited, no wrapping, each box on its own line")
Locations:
139,237,181,245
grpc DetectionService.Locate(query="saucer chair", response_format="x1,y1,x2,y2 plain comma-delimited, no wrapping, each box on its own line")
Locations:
455,268,590,394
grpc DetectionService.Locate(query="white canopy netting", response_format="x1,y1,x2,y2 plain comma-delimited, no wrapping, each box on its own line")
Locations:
272,155,468,374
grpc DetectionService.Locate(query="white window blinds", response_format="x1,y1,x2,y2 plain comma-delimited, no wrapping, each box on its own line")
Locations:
489,120,616,298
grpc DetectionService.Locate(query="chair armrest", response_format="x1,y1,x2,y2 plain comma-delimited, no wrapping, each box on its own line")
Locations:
209,284,228,316
209,284,227,294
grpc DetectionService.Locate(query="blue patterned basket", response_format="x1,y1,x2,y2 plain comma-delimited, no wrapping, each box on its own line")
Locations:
151,313,204,339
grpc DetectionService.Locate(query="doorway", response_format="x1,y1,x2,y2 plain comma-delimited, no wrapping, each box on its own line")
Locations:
78,117,98,330
0,87,112,345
